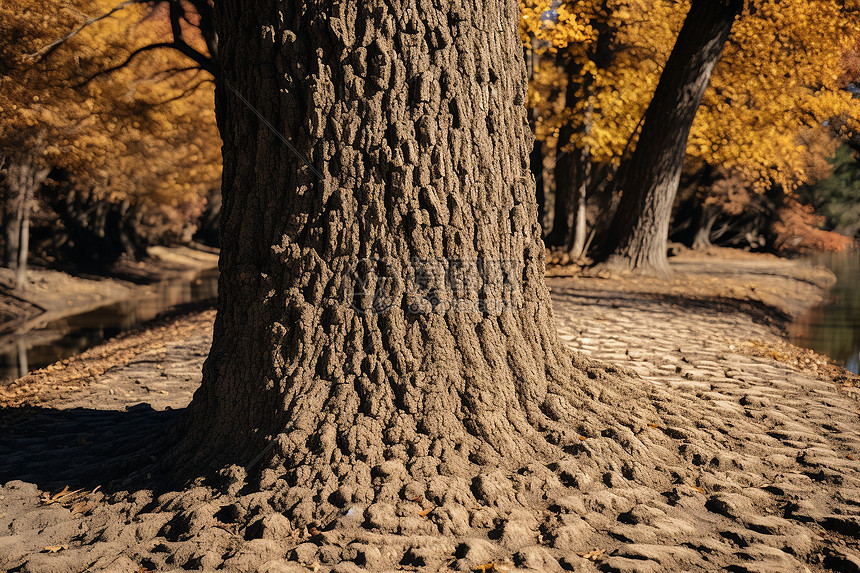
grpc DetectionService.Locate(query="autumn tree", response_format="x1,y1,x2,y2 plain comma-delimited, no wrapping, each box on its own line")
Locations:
602,0,860,274
0,0,220,281
521,0,685,258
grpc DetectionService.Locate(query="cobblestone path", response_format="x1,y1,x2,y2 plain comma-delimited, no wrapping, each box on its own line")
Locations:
1,262,859,572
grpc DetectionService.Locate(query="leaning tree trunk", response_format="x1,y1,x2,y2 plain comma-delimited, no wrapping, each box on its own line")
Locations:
172,0,646,528
603,0,743,275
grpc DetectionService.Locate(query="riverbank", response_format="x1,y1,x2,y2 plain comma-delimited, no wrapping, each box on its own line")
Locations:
2,249,860,572
0,245,218,333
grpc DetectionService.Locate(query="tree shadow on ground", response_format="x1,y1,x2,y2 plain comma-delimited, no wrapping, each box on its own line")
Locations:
548,285,793,331
0,403,181,493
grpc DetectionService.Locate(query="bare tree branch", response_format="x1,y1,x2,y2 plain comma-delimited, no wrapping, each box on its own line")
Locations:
25,0,137,62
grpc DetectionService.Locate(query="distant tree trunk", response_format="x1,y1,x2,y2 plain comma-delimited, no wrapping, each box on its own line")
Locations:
546,57,584,248
3,154,48,288
15,187,31,290
568,106,593,260
547,124,575,247
531,127,546,231
691,204,719,250
169,0,625,527
603,0,743,275
569,159,590,259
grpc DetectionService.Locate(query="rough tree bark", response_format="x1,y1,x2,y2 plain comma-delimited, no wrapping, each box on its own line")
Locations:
603,0,743,275
171,0,642,527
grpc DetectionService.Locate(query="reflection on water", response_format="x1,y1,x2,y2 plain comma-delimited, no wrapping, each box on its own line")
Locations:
0,268,218,382
790,250,860,374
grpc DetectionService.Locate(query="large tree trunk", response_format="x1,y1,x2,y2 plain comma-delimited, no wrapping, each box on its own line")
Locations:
170,0,646,527
603,0,742,275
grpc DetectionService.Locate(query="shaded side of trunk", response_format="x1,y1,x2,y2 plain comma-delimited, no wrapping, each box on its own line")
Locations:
603,0,742,275
173,0,607,526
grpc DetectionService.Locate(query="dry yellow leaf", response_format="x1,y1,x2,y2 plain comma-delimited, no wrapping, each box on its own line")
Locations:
578,548,606,560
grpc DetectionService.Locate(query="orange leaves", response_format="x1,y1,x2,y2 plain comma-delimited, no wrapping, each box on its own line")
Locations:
1,0,219,232
522,0,687,162
691,0,860,190
523,0,860,193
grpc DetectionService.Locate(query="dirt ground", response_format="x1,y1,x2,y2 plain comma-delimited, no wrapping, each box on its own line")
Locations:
2,248,860,572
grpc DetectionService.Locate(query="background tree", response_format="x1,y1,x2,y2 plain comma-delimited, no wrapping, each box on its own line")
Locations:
601,0,744,275
521,0,685,258
0,0,221,282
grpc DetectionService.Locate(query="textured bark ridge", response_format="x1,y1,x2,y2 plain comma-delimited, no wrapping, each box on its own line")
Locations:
604,0,742,275
175,0,649,528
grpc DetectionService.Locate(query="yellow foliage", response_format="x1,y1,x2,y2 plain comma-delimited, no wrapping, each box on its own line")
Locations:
523,0,860,190
0,0,220,220
692,0,860,190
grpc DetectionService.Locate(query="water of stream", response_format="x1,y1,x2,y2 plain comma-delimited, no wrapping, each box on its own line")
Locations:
0,268,218,383
789,250,860,374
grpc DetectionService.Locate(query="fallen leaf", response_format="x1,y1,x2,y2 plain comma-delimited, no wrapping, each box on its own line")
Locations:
691,485,706,494
418,507,435,517
847,455,855,461
474,563,495,573
43,545,67,553
646,423,660,430
578,435,587,441
407,494,424,502
578,548,606,560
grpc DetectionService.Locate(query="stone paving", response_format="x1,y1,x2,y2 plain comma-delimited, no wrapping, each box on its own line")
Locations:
548,276,860,571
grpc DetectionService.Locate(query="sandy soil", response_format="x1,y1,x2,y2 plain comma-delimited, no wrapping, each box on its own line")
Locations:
2,249,859,572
